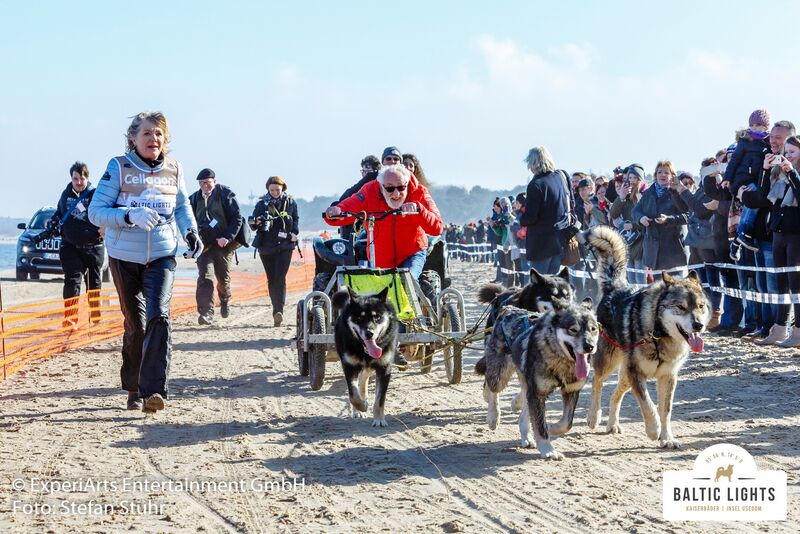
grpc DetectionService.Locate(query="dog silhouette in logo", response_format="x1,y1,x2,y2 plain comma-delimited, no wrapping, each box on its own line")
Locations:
715,464,733,482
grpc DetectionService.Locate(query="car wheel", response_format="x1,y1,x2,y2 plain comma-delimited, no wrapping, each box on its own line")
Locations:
15,268,28,281
29,271,40,280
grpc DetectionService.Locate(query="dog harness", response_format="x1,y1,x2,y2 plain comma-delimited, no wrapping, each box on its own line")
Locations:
599,328,659,351
499,313,534,348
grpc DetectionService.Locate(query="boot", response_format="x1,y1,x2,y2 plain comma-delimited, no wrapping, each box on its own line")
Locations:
753,325,788,346
775,326,800,348
707,311,721,330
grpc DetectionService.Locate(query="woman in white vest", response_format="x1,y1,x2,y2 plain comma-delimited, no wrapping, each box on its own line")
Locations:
89,111,200,413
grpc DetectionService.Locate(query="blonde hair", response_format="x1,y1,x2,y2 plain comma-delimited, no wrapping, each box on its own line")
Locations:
654,160,676,177
125,111,170,154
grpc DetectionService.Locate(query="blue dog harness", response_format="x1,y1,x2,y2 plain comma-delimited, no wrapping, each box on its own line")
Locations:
499,313,534,347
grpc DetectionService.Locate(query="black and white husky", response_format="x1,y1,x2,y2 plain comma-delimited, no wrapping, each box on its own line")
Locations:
332,287,399,427
476,301,599,460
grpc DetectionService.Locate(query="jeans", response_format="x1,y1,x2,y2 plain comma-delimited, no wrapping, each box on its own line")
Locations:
754,240,777,331
196,246,234,316
697,248,721,312
737,249,759,330
110,256,176,398
528,253,562,276
60,241,103,322
399,249,427,280
260,249,293,314
720,267,744,329
627,257,646,285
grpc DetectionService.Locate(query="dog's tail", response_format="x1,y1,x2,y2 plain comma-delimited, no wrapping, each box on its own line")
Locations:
478,283,504,304
584,226,628,291
331,288,351,311
474,356,487,375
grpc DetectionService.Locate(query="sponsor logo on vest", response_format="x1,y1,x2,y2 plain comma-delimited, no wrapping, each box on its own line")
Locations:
126,187,176,217
123,173,176,186
663,444,786,521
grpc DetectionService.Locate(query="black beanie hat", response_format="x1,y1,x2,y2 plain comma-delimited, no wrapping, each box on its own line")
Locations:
196,168,216,181
381,146,402,161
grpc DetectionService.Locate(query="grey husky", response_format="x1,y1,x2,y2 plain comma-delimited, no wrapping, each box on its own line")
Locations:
476,301,599,460
584,226,711,448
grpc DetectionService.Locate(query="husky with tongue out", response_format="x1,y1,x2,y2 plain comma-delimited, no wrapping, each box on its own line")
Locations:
476,300,599,460
332,286,399,427
584,226,711,449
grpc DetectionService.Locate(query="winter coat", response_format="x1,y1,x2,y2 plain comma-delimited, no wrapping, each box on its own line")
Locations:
742,167,800,236
520,170,572,262
54,182,102,247
324,175,443,268
609,194,643,261
252,193,299,255
189,184,243,249
88,151,197,264
724,131,770,194
632,185,688,270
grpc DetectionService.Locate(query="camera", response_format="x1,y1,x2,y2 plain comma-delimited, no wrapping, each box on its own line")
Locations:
32,222,60,245
247,215,271,232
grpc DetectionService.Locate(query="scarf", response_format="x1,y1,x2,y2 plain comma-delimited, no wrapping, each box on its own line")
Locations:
654,183,668,198
767,172,798,208
748,129,769,140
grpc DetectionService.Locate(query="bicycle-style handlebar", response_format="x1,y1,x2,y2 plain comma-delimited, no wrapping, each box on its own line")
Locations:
322,209,402,221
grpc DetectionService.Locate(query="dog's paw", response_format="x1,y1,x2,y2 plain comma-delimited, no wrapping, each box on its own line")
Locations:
350,409,366,419
659,436,681,449
520,437,532,448
540,449,564,461
548,422,569,437
645,422,661,441
607,423,623,434
371,417,388,428
350,398,368,412
511,393,524,412
587,410,601,429
487,408,499,430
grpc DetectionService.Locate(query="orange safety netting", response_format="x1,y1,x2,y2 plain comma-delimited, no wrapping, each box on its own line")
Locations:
0,245,315,381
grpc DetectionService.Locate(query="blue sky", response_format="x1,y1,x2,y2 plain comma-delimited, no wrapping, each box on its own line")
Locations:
2,1,799,217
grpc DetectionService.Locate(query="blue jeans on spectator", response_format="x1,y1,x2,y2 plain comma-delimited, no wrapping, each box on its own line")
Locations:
720,267,744,329
754,240,777,332
737,185,758,240
627,257,646,285
529,254,562,276
399,249,427,280
736,249,759,330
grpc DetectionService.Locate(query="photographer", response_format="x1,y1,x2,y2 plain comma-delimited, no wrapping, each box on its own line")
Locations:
251,176,299,327
189,168,244,326
52,161,104,326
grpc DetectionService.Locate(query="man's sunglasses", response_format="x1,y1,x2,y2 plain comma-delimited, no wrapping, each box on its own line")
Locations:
383,184,407,193
384,156,401,163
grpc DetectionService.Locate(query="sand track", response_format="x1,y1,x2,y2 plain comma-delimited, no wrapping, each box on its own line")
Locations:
1,260,798,532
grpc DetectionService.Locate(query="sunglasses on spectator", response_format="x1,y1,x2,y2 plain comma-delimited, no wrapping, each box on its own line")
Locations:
384,156,401,163
383,184,407,193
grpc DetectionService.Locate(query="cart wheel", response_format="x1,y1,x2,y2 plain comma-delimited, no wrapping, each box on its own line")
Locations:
441,301,463,385
308,305,327,390
296,301,309,376
420,345,433,374
419,270,441,315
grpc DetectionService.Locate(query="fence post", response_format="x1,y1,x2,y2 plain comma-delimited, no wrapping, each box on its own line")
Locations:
0,280,6,380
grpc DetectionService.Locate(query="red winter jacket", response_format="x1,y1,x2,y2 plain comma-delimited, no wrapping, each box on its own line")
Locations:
324,175,444,268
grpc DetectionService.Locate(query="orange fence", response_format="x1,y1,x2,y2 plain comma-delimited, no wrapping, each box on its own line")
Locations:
0,246,315,381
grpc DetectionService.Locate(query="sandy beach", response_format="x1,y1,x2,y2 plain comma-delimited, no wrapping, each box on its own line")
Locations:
0,259,798,532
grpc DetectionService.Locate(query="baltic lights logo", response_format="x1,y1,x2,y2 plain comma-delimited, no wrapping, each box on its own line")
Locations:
663,444,786,521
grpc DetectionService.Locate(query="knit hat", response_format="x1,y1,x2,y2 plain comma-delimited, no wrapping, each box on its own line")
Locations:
381,146,402,161
196,168,215,181
748,109,771,128
626,164,645,181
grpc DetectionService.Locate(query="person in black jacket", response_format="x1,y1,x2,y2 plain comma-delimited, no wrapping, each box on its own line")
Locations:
189,168,244,325
52,161,104,326
519,146,573,275
251,176,299,326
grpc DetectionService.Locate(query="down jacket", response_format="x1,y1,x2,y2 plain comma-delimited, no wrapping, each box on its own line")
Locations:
324,174,443,268
631,185,688,270
88,151,197,264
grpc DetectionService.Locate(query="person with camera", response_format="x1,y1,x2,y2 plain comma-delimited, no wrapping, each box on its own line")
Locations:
88,111,200,413
609,164,646,284
51,161,104,327
189,168,244,326
632,160,689,275
251,176,299,327
741,135,800,347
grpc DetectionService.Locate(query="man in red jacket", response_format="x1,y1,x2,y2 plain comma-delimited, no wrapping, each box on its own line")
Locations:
325,163,443,277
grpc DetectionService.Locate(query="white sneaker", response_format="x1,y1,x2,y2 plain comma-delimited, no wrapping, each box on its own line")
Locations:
754,325,789,346
775,326,800,348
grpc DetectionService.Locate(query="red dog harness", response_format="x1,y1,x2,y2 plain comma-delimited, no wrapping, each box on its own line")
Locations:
600,329,653,351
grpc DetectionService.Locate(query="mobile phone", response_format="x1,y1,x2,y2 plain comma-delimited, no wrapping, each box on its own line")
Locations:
773,155,783,165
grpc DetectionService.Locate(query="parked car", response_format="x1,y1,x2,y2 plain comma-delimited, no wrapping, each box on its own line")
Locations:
16,206,110,282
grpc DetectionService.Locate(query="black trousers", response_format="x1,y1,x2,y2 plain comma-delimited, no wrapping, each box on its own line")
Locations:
109,256,176,397
60,242,103,321
259,249,293,314
773,232,800,327
195,246,234,316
